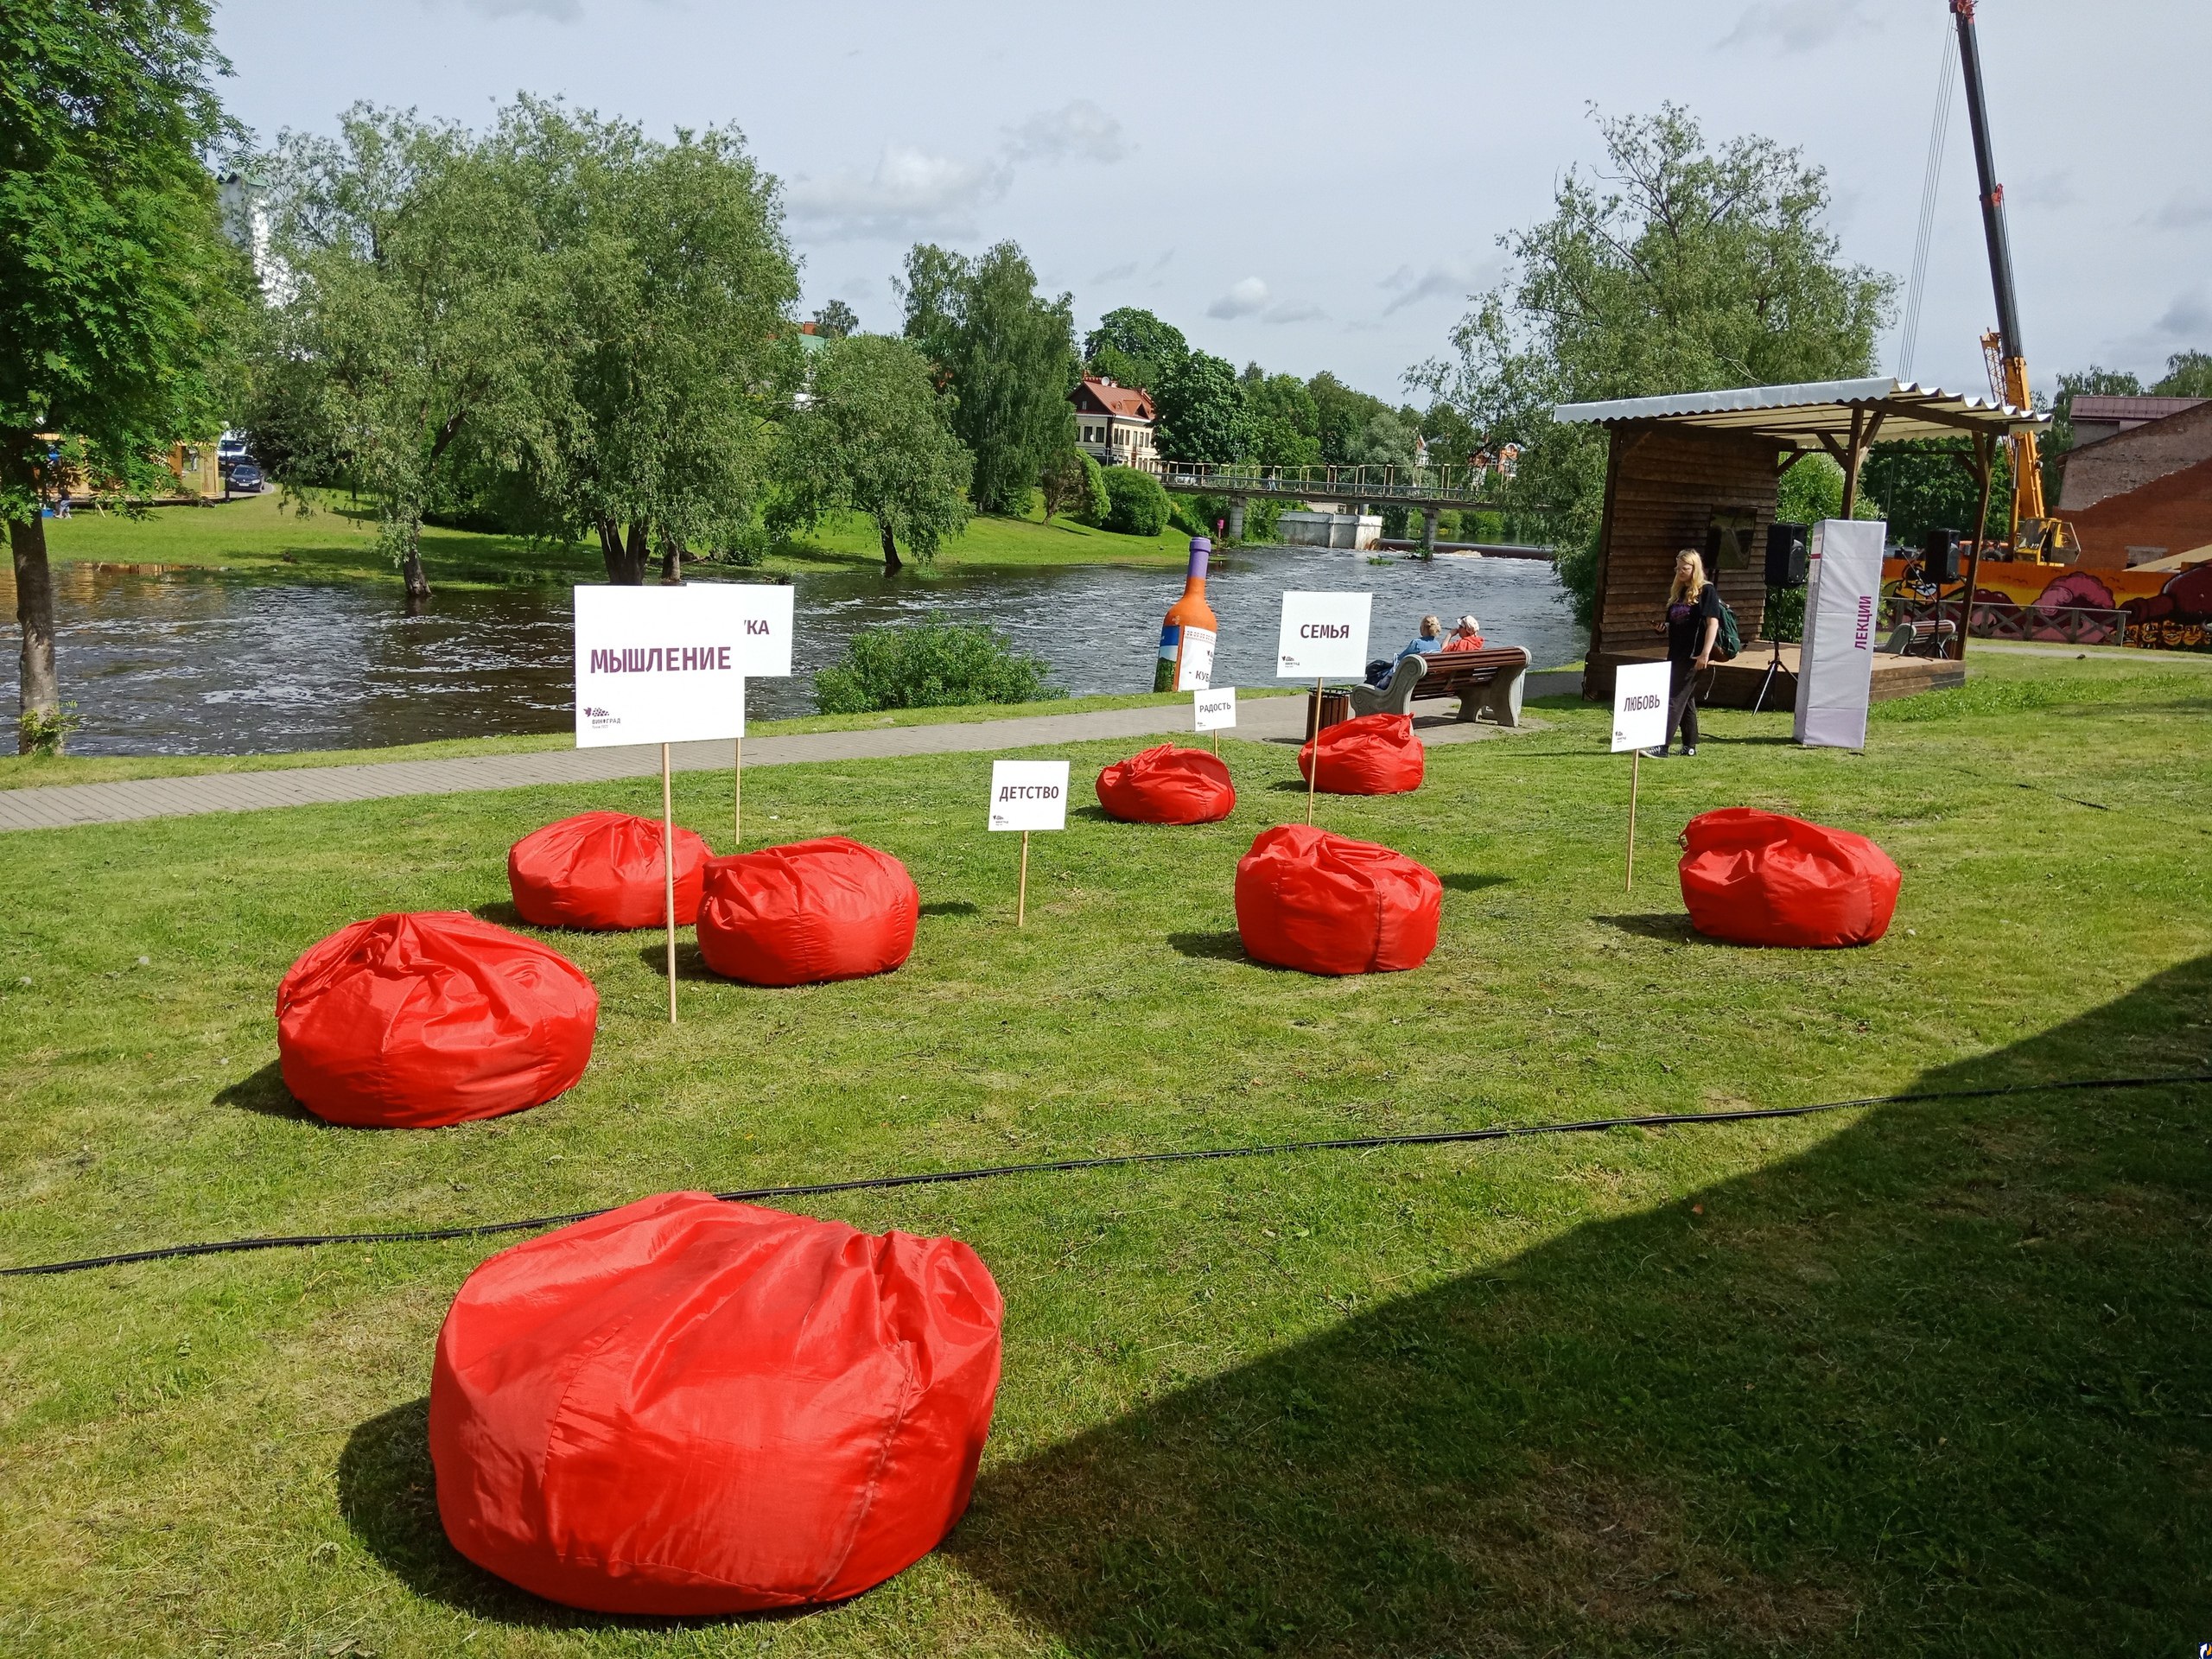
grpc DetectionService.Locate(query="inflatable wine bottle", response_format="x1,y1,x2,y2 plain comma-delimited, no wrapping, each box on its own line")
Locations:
1152,537,1219,692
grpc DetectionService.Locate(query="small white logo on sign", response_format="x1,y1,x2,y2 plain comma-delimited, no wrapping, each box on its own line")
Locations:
1176,626,1217,690
1275,590,1373,680
1193,686,1237,732
988,760,1070,831
1611,661,1671,753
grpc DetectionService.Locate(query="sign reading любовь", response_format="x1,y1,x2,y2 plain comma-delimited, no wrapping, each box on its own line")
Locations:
573,585,794,748
1275,591,1373,680
988,760,1069,832
1611,661,1670,753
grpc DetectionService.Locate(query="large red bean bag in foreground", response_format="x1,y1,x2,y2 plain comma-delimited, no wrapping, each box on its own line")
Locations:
1095,744,1236,824
507,810,713,931
696,837,918,987
276,912,596,1128
1298,713,1424,795
1234,823,1442,976
1678,808,1901,948
430,1192,1003,1615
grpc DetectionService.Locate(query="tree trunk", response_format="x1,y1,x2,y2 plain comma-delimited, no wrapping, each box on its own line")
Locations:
399,519,431,601
10,511,59,754
659,533,683,584
599,518,651,585
879,519,902,575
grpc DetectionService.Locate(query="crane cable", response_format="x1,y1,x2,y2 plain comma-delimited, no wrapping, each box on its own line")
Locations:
1897,21,1960,383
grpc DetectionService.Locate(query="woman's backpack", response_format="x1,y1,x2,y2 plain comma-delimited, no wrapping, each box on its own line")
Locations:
1713,595,1743,662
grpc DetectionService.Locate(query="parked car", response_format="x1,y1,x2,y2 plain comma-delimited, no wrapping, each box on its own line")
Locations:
226,461,264,493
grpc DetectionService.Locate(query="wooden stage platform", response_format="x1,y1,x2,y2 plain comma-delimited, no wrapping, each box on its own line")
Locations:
1586,644,1964,710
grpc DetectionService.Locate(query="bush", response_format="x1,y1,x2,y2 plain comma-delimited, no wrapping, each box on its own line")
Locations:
813,620,1066,714
1103,466,1170,537
1077,450,1109,526
1762,583,1805,644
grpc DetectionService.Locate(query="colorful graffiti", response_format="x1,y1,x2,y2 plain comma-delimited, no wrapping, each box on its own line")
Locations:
1879,558,2212,651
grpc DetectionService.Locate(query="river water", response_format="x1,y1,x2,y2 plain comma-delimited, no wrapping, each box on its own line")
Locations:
0,549,1580,756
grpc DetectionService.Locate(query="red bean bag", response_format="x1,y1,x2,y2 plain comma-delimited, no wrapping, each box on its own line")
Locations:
430,1192,1003,1615
1234,823,1442,976
696,837,918,987
1298,713,1424,795
507,810,712,931
276,912,596,1128
1678,808,1902,948
1095,744,1236,824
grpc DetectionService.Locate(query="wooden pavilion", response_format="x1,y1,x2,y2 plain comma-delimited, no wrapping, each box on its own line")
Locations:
1552,378,2045,705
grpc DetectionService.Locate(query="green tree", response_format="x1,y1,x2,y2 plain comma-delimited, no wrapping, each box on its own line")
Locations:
251,107,553,600
495,101,801,583
2,0,243,750
810,298,859,340
1039,442,1106,526
1102,466,1170,536
774,334,971,574
901,241,1078,516
1083,307,1187,395
1417,105,1893,628
1155,350,1248,463
1240,366,1321,467
2152,350,2212,398
1306,372,1394,465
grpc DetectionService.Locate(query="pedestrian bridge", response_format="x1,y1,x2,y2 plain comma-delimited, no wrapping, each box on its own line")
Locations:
1154,460,1517,510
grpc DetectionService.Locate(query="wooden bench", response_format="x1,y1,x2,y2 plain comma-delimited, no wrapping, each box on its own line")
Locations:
1347,645,1531,728
1878,618,1958,658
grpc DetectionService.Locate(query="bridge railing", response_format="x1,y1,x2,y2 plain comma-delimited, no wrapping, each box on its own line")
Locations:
1153,459,1521,505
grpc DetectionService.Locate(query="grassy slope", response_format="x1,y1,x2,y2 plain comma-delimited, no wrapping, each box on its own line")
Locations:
0,652,2208,1655
41,493,1188,588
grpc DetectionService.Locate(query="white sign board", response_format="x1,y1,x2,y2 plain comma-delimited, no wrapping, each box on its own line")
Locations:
574,585,794,748
1175,626,1217,691
1275,591,1373,679
1793,518,1887,750
1611,661,1671,753
988,760,1069,832
1194,685,1237,732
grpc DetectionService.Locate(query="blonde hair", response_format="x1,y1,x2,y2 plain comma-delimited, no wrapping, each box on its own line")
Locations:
1419,613,1441,636
1669,550,1709,606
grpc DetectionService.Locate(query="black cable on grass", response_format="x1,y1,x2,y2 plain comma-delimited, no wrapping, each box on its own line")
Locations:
8,1071,2209,1279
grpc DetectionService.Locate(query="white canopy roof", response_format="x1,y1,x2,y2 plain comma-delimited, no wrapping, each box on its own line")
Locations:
1553,377,2045,448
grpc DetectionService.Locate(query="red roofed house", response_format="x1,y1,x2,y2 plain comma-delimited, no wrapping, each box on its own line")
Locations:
2057,397,2212,567
1071,375,1160,473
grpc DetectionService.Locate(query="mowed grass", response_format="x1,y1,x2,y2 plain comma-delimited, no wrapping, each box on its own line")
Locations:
0,651,2209,1656
40,492,1186,590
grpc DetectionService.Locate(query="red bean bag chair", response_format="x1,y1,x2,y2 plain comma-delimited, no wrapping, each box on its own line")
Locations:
507,810,712,931
1678,809,1902,948
696,837,918,987
276,912,596,1128
1234,823,1442,976
1095,744,1236,824
1298,713,1424,795
430,1192,1003,1615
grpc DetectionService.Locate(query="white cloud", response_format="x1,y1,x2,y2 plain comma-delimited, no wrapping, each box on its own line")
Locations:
786,146,1012,241
1380,260,1489,316
450,0,582,18
1004,100,1128,165
1719,0,1872,53
1207,276,1270,320
2152,189,2212,230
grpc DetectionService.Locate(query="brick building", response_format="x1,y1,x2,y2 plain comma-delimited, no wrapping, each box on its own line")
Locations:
2057,398,2212,566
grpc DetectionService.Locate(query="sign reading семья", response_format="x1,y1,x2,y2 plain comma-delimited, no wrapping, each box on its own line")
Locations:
1275,591,1373,680
573,585,794,749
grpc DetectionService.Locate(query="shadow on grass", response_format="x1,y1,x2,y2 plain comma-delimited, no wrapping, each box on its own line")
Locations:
1166,930,1249,963
1440,873,1510,893
632,940,719,982
1592,912,1700,942
215,1058,302,1119
944,956,2212,1654
920,900,982,918
470,900,528,929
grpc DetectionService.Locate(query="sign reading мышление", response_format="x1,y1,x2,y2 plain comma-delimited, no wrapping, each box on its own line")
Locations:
573,585,794,748
1275,591,1373,680
988,760,1069,832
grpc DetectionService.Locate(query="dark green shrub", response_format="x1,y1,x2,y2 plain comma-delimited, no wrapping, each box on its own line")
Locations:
1103,466,1170,537
814,619,1067,713
1762,584,1805,644
1077,450,1109,526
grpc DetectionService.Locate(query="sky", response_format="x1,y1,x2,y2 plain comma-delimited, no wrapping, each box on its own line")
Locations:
208,0,2211,407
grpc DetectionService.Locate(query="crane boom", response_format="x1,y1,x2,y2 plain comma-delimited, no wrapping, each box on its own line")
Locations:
1949,0,2065,556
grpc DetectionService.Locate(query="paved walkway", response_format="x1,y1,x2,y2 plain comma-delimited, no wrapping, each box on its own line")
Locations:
0,674,1573,833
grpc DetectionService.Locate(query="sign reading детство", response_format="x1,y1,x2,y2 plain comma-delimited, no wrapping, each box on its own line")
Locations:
988,760,1069,832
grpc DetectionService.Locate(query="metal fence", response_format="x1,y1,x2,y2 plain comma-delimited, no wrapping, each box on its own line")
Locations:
1880,593,2129,649
1154,459,1529,507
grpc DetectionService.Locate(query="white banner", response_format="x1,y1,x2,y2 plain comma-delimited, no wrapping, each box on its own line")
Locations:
1275,591,1373,679
1793,518,1887,750
1611,661,1671,753
573,585,794,748
988,760,1069,831
1175,626,1217,691
1194,685,1237,732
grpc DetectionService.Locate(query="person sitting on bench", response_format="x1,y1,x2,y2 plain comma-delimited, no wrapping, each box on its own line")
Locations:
1365,613,1446,687
1441,613,1484,652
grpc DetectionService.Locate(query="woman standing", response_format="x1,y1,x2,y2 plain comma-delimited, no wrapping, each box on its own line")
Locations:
1652,550,1720,756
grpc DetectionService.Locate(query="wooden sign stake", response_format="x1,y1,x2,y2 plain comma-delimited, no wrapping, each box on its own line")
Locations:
1016,830,1031,927
1625,747,1641,893
1306,674,1323,824
662,742,678,1024
733,734,742,848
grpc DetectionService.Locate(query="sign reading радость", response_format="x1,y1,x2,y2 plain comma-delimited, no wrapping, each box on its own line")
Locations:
1275,591,1373,680
573,585,794,748
988,760,1070,832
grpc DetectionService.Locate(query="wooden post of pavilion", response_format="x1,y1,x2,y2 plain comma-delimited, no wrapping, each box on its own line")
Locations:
1957,432,1997,664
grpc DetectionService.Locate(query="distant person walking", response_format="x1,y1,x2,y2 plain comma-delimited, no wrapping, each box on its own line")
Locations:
1651,549,1719,756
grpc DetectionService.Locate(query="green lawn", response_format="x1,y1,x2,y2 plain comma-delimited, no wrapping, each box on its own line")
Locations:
1,652,2209,1655
40,492,1188,590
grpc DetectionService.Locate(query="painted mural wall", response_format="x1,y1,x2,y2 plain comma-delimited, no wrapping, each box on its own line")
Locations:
1880,558,2212,651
